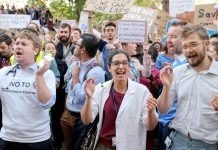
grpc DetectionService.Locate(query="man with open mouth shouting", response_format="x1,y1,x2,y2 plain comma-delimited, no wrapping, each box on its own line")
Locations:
0,29,56,150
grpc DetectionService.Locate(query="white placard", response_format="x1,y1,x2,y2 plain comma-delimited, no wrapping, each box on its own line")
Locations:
0,0,28,9
79,11,89,31
93,29,101,38
83,0,134,14
0,14,31,29
169,0,195,17
61,20,77,27
123,6,159,33
31,20,40,28
117,20,147,43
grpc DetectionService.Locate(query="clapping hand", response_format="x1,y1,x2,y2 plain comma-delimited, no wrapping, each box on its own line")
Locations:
36,58,51,76
160,66,173,89
84,78,95,99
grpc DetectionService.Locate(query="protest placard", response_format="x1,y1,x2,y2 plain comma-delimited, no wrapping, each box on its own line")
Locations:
195,0,217,5
154,10,172,36
176,11,194,23
79,11,89,32
0,0,28,9
169,0,195,17
117,20,147,43
123,5,159,33
31,20,40,28
61,20,77,27
83,0,134,14
194,4,217,30
0,14,31,29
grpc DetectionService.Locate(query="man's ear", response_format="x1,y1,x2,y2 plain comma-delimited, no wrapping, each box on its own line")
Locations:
34,48,40,56
80,47,86,54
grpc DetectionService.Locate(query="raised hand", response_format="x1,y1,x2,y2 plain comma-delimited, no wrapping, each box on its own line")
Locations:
106,43,116,50
84,78,95,99
160,66,173,89
36,58,51,76
163,62,170,67
72,63,80,78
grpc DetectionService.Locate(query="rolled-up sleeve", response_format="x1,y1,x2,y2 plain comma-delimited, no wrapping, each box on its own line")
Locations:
69,66,105,105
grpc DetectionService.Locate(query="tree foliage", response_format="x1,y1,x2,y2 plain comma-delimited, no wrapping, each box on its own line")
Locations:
28,0,162,25
27,0,41,6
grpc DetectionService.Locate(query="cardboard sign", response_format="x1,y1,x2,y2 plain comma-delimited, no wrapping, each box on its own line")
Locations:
0,14,31,29
195,0,217,5
117,20,147,43
122,6,159,33
176,11,194,23
169,0,195,17
194,4,217,30
83,0,134,14
154,10,172,36
79,11,89,31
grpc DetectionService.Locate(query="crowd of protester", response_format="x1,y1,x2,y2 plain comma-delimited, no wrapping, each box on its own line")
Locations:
0,4,218,150
0,4,54,31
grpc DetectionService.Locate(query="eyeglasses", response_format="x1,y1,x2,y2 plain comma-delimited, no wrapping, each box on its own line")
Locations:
182,41,206,50
110,61,129,68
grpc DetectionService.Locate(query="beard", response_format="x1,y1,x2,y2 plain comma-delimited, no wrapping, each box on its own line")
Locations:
59,36,69,43
187,48,206,67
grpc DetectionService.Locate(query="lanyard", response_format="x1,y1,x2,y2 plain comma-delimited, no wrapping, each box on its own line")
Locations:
6,65,17,77
111,84,119,115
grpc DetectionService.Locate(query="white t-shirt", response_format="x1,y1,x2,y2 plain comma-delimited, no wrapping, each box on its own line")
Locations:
0,64,56,143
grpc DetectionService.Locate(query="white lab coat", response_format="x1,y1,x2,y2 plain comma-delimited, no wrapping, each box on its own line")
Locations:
91,79,154,150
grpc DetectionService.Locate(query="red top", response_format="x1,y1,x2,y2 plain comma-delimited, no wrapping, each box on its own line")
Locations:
0,57,11,69
99,88,124,148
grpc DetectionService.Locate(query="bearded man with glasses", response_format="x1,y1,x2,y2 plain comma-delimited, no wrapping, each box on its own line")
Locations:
158,24,218,149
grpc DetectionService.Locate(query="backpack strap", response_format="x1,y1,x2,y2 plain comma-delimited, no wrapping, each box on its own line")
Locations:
83,63,102,82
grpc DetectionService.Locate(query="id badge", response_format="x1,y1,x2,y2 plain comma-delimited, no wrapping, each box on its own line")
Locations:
112,137,116,147
164,136,172,148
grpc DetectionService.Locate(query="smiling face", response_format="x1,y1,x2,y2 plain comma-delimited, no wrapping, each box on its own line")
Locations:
45,42,56,57
109,53,130,82
14,37,38,69
182,33,207,67
167,26,183,55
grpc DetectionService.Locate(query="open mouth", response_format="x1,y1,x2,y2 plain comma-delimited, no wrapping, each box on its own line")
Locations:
168,45,174,49
16,51,22,56
187,54,197,59
117,72,125,76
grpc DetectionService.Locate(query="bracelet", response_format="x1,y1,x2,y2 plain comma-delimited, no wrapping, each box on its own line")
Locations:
88,17,92,19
